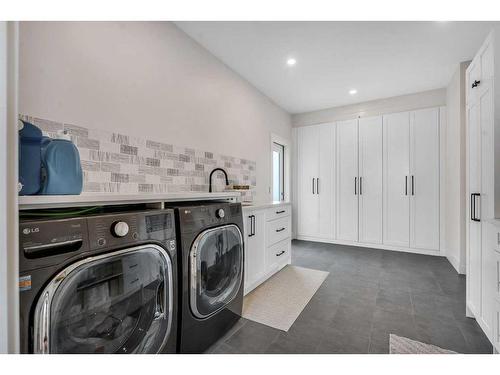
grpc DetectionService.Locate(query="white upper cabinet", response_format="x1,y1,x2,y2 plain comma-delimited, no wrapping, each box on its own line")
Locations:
409,108,440,250
383,112,410,247
336,119,359,242
358,116,383,244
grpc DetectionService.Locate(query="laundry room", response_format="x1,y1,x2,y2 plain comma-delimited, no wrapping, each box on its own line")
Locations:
1,1,500,373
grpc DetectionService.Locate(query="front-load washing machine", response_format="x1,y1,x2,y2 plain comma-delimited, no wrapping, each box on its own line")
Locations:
169,201,244,353
19,209,178,354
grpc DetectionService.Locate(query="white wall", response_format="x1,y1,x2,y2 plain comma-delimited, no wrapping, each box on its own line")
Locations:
292,88,446,127
444,62,469,274
18,22,292,202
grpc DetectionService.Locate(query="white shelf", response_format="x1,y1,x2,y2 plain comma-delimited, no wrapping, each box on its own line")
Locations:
18,192,241,210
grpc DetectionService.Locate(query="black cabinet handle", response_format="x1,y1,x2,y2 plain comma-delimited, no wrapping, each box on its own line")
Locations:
405,176,408,196
248,215,256,236
276,210,286,214
411,175,415,196
471,193,481,222
472,80,481,88
276,227,286,233
312,178,315,194
354,177,357,195
276,250,285,257
359,177,362,195
316,178,319,195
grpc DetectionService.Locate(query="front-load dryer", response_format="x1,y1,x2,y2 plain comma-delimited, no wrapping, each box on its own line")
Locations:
169,201,244,353
19,209,178,354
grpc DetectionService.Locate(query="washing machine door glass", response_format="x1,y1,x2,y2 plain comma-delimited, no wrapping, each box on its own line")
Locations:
33,244,173,354
190,224,243,318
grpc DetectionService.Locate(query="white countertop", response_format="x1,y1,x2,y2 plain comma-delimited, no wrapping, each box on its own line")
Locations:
18,191,241,210
241,201,291,211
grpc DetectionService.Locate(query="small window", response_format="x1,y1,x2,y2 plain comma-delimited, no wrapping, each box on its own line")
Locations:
272,142,285,201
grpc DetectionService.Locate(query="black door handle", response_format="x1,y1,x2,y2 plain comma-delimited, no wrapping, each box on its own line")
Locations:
276,210,285,214
276,227,286,233
354,177,357,195
276,250,285,257
405,176,408,196
359,177,362,195
312,178,315,195
472,80,481,88
316,178,319,195
411,175,415,196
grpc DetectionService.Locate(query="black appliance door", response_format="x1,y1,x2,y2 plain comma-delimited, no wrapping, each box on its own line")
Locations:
33,244,173,354
190,224,243,319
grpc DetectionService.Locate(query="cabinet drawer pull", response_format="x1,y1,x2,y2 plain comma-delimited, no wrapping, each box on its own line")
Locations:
276,210,286,214
472,80,481,88
276,227,286,232
276,250,285,257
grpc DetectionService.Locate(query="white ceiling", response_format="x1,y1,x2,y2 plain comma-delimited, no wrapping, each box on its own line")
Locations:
176,21,497,114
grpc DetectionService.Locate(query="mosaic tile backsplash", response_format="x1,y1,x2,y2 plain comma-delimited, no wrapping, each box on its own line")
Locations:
20,115,256,201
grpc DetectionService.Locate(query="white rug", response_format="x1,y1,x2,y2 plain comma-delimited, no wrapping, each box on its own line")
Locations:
389,334,457,354
242,265,329,331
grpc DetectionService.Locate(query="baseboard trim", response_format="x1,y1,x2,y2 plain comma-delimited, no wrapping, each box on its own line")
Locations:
295,235,442,257
446,253,466,274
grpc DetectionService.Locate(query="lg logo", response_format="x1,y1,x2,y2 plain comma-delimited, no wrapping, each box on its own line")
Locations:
23,227,40,235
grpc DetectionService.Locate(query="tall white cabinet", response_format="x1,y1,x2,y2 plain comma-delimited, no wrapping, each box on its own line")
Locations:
466,29,498,345
296,123,335,240
383,112,411,247
358,116,383,244
336,119,359,242
296,107,442,255
409,108,440,251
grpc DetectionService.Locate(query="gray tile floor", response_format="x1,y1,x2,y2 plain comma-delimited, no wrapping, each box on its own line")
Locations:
206,240,493,354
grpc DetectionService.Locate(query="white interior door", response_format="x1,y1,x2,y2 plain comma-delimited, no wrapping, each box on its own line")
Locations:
336,119,358,242
409,108,440,250
318,123,335,240
358,116,383,244
383,112,410,247
468,100,481,317
297,125,319,237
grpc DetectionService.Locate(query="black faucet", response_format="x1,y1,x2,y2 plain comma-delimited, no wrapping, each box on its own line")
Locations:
209,168,229,193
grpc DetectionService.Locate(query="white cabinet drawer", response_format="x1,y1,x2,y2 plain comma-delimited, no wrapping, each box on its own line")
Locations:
267,239,291,273
267,216,291,246
266,205,291,222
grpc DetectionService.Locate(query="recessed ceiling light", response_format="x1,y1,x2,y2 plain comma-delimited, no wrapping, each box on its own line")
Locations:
349,89,357,95
286,58,297,66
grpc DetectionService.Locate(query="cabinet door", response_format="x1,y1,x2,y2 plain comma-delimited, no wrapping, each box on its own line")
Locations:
297,125,320,237
318,123,335,240
383,112,410,247
336,119,359,242
467,100,482,317
358,116,383,244
243,210,266,294
409,108,440,250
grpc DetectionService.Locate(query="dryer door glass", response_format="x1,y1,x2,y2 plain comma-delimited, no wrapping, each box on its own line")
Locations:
34,245,173,354
190,224,243,318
